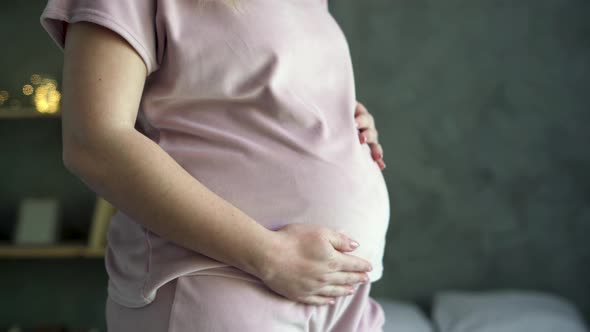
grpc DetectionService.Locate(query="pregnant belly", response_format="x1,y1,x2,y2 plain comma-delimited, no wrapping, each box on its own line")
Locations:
174,139,391,280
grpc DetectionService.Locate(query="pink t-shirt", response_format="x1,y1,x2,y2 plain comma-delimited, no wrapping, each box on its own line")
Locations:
41,0,390,308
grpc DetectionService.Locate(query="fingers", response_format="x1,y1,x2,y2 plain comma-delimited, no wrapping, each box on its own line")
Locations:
371,143,384,160
326,231,361,252
355,110,374,130
323,271,369,285
312,272,368,299
359,130,386,170
359,128,378,145
336,252,373,272
304,283,363,305
314,284,357,298
324,233,372,272
354,101,385,169
303,295,337,306
376,158,386,170
354,101,369,116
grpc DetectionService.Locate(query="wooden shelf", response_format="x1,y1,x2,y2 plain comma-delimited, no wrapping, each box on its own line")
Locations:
0,245,105,258
0,197,115,259
0,107,60,119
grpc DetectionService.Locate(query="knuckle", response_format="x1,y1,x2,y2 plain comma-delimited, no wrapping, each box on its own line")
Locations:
327,259,339,270
317,274,329,284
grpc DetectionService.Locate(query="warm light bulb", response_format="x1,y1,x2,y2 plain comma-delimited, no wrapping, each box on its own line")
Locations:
30,74,42,85
34,82,60,113
22,84,34,96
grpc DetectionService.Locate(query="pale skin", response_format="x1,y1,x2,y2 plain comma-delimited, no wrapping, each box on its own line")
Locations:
355,101,386,171
60,22,383,306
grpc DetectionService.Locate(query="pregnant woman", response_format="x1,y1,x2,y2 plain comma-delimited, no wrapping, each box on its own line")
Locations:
40,0,390,330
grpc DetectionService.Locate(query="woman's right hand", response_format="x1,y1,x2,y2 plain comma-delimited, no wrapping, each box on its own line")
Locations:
257,223,372,306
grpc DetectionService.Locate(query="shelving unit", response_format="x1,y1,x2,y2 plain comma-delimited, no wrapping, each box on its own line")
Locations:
0,107,60,119
1,107,115,258
0,245,104,258
0,196,116,259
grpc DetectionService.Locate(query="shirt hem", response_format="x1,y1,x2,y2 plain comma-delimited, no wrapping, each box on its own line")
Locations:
107,282,154,308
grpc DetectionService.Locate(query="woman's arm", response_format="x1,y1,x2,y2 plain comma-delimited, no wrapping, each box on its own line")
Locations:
61,21,273,278
61,21,371,305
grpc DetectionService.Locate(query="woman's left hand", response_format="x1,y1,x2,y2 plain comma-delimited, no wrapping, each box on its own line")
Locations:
354,101,386,170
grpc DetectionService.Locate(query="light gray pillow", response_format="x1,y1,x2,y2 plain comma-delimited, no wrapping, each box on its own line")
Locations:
374,297,434,332
432,289,589,332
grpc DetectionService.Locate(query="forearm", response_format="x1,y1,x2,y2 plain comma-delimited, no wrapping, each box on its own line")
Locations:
63,128,274,278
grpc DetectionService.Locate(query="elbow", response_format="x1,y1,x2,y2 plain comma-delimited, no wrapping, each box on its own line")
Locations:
61,128,131,178
62,136,108,191
61,131,99,176
61,125,135,180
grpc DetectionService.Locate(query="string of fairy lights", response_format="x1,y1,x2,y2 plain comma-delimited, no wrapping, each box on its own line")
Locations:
0,74,61,114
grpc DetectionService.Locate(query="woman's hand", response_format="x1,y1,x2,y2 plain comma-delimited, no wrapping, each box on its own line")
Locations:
258,223,372,306
355,101,386,170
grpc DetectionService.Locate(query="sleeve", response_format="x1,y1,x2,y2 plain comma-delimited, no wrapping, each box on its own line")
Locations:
39,0,160,76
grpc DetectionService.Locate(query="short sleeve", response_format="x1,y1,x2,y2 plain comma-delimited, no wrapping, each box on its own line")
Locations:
40,0,159,76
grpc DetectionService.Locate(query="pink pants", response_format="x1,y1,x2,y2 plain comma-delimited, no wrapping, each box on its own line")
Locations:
106,267,385,331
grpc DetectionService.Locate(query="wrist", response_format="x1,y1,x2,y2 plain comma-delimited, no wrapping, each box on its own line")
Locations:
238,226,279,281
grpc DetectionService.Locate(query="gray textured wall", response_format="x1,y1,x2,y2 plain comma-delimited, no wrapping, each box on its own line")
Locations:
0,0,588,330
330,0,590,317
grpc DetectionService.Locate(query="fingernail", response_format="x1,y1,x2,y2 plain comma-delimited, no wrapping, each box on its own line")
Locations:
350,241,360,248
355,121,360,128
359,133,366,144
